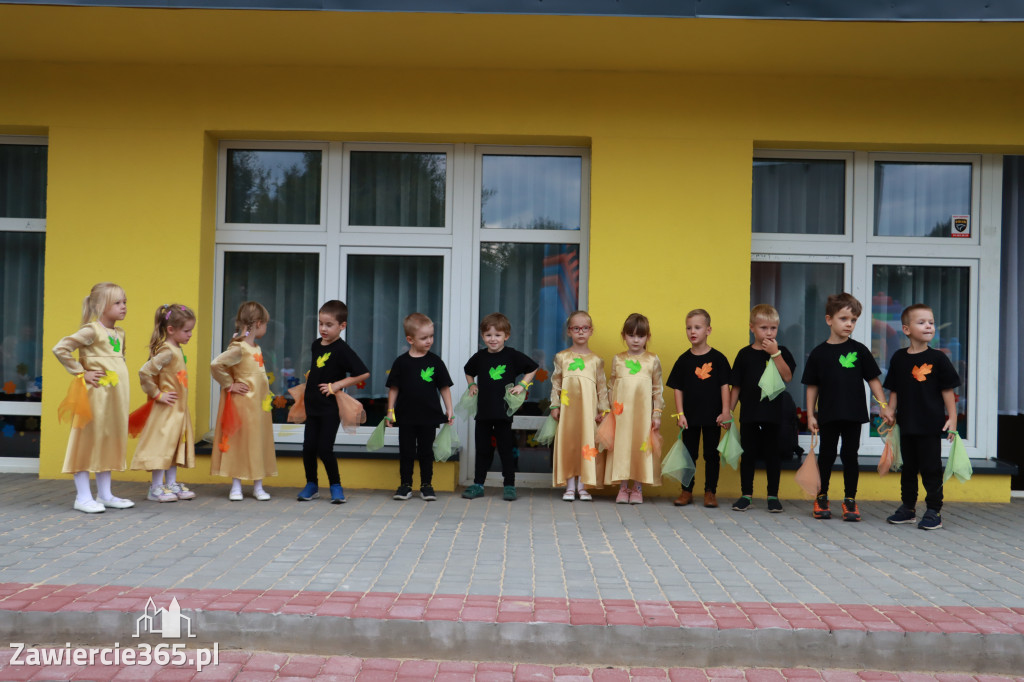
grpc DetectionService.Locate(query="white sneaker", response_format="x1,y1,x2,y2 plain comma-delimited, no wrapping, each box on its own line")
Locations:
253,489,271,501
147,486,178,503
73,499,105,514
98,497,135,509
228,490,243,501
167,482,196,500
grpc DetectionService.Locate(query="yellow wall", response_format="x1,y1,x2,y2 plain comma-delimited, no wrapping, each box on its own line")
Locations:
3,11,1022,499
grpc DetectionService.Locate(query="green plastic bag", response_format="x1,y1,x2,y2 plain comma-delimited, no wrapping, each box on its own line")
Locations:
758,360,786,401
717,420,743,470
943,432,973,484
455,389,478,419
504,383,526,417
533,415,557,445
433,423,461,462
661,429,696,487
366,418,387,452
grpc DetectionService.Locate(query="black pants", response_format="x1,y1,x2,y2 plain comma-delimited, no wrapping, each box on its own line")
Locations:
682,424,720,493
474,419,517,486
399,425,435,488
899,432,944,512
302,413,341,485
817,420,861,499
739,421,780,497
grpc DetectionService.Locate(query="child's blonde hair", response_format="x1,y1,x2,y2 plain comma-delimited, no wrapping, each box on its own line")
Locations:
901,303,933,327
686,309,711,326
565,310,593,332
621,313,651,346
231,301,269,341
404,312,433,337
750,304,780,325
149,304,196,358
80,282,126,325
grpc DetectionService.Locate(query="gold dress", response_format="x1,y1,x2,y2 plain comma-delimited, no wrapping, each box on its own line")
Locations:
549,350,609,488
130,344,195,471
53,321,129,473
605,351,665,485
209,340,277,481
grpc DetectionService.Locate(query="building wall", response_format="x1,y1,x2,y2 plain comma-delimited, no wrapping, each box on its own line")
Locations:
3,57,1020,498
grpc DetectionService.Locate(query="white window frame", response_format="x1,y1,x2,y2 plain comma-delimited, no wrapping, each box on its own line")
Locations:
217,141,329,233
752,149,1000,460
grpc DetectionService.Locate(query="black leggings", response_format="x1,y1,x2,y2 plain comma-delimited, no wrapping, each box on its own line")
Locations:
817,420,861,499
399,425,435,488
682,424,720,493
739,422,780,497
302,413,341,485
474,419,517,486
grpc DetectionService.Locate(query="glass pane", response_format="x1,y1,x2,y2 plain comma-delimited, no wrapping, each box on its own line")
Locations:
0,144,47,219
0,232,45,405
0,415,40,457
479,243,579,417
752,158,845,235
872,264,968,437
345,254,445,424
481,155,582,230
225,150,322,225
349,152,446,228
222,251,319,424
751,260,844,432
874,162,972,237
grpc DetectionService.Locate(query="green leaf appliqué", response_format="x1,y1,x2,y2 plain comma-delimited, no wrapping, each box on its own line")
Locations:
568,358,586,372
838,352,858,369
108,335,121,353
625,358,642,375
489,365,507,380
421,367,435,382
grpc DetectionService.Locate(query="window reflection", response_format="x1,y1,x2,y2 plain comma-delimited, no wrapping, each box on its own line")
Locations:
225,150,322,225
349,152,447,228
481,155,581,230
874,162,971,238
752,159,845,235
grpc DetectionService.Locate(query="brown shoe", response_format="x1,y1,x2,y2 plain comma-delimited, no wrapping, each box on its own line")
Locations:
703,492,718,508
673,491,693,507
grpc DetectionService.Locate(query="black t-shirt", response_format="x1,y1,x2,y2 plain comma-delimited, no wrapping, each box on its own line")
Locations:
883,347,960,435
303,338,370,417
665,348,731,426
801,339,881,425
731,345,797,425
464,346,539,422
386,351,454,426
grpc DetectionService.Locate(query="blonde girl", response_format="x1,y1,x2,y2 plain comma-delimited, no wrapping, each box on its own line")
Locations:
210,301,277,500
53,282,135,513
129,304,198,502
605,313,664,504
549,310,609,501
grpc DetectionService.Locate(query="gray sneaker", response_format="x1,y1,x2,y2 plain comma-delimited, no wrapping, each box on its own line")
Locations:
147,486,178,503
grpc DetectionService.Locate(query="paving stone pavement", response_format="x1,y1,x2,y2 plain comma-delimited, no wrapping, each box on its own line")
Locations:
1,474,1022,608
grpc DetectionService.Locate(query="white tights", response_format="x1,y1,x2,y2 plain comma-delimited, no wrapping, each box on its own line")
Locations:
74,470,119,502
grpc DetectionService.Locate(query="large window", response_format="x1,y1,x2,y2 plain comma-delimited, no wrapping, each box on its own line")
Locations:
750,150,998,457
216,142,589,483
0,137,47,464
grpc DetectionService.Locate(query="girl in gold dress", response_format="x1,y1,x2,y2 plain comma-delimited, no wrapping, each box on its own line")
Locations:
605,313,664,505
53,282,135,513
129,304,198,503
549,310,609,501
210,301,277,501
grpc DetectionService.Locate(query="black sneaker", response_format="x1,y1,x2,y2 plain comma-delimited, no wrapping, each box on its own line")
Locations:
393,486,413,500
842,498,860,522
813,494,831,519
732,496,752,511
420,486,437,501
918,509,942,530
886,504,916,524
767,497,783,513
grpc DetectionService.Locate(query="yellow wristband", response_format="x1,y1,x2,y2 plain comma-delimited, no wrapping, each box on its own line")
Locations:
670,412,684,419
327,383,335,395
770,351,782,358
519,380,532,388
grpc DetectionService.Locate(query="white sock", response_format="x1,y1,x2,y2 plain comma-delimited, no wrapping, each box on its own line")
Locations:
566,475,577,493
166,466,177,486
253,479,265,495
230,478,242,495
73,471,94,503
151,471,165,488
96,471,113,500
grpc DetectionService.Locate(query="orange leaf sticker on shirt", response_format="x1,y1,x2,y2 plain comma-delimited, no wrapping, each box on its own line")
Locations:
612,401,624,415
912,363,933,382
253,352,264,367
536,369,549,382
695,363,713,380
176,370,188,388
582,444,598,461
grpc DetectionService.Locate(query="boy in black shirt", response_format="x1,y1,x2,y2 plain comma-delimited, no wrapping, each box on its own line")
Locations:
666,309,731,508
385,312,454,501
880,304,960,530
802,293,887,522
462,313,539,502
297,300,370,504
729,304,797,513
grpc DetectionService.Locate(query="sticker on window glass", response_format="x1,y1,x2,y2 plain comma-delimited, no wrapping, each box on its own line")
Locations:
951,215,970,238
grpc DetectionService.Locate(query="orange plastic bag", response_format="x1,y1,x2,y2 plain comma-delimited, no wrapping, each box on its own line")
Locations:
58,376,92,429
595,413,616,452
794,433,820,498
286,384,306,423
217,392,242,452
128,399,155,437
337,391,367,435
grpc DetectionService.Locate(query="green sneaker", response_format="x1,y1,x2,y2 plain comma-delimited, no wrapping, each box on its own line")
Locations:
462,484,484,499
503,486,517,501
